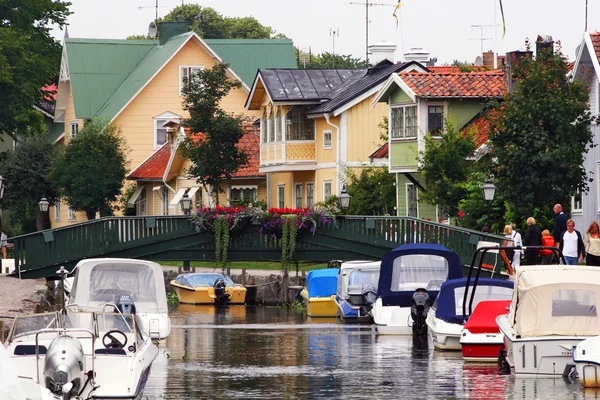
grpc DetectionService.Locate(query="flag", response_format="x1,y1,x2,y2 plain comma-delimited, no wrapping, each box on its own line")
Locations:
392,0,401,28
499,0,506,38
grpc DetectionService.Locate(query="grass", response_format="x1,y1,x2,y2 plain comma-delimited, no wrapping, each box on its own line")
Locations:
157,260,329,271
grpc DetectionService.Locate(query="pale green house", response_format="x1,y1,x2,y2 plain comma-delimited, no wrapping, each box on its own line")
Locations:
373,68,506,221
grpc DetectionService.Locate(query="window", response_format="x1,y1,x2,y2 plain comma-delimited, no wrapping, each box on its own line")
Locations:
428,105,443,135
390,254,449,292
268,110,275,142
230,186,257,204
54,201,61,221
275,108,282,142
155,118,168,148
295,183,303,209
323,181,332,202
261,108,268,144
139,187,147,216
161,187,169,216
180,66,204,95
68,205,75,221
406,183,418,218
277,185,285,208
194,188,203,208
552,290,597,317
306,183,314,208
286,106,315,141
390,106,417,139
323,130,332,149
572,188,583,214
69,121,79,139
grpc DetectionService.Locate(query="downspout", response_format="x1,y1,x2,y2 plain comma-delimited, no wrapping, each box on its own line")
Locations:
324,113,342,193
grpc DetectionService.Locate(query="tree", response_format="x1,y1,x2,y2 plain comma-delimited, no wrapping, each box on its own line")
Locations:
179,63,248,206
0,135,59,232
0,0,70,137
297,49,369,69
489,44,593,224
346,168,395,215
49,120,129,220
418,122,478,218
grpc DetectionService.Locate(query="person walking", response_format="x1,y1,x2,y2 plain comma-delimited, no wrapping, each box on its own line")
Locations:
502,225,515,273
510,223,523,270
0,228,7,259
540,229,556,264
523,217,542,265
584,221,600,266
559,219,585,265
553,204,569,248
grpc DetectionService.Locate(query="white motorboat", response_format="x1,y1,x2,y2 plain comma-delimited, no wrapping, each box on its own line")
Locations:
497,265,600,376
574,335,600,387
426,278,513,350
68,258,171,340
334,260,380,322
460,299,511,362
372,244,463,335
4,310,158,399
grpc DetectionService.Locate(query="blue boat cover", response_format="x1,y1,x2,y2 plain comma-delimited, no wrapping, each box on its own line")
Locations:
174,273,235,288
434,278,514,324
378,244,463,307
307,268,340,298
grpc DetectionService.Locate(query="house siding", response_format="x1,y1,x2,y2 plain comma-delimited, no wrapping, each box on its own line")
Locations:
390,140,418,170
395,173,436,220
315,116,338,164
346,95,388,163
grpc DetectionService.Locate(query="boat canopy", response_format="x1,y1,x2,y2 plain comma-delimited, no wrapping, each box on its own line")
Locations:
307,268,339,298
434,278,513,324
510,265,600,337
69,258,168,313
378,244,463,307
337,261,381,299
174,273,235,288
464,300,511,334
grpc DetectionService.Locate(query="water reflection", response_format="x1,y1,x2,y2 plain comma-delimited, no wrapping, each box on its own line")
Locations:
144,305,592,399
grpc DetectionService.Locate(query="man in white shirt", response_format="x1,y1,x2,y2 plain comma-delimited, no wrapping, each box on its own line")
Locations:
560,219,585,265
510,223,523,269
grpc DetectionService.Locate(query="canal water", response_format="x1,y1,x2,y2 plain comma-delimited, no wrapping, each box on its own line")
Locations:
145,305,598,399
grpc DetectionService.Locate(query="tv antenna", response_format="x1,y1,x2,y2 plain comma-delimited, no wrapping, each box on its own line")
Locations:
138,0,167,24
347,1,397,64
330,28,340,68
470,24,493,55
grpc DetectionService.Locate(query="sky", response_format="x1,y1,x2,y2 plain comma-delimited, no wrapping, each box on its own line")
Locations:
51,0,599,65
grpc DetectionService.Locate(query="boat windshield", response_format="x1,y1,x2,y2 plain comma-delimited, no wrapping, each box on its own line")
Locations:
453,285,514,316
64,312,95,333
391,254,449,292
96,313,135,334
88,264,157,304
347,270,380,295
175,273,235,287
9,313,59,340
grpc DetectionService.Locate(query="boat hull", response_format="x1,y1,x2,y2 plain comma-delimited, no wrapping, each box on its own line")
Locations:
426,310,462,350
460,329,504,362
574,335,600,387
300,289,338,317
372,299,413,335
334,296,372,323
171,282,247,305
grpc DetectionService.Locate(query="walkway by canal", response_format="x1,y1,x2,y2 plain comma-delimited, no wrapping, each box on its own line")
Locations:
144,304,588,399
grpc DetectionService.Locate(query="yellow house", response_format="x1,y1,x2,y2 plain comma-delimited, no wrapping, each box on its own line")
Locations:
51,22,296,226
244,57,426,208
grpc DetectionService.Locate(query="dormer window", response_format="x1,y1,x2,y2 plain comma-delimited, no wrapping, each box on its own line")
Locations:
286,106,315,141
154,112,182,149
180,66,204,96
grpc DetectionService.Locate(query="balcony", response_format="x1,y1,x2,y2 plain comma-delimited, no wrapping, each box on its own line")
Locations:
260,141,316,171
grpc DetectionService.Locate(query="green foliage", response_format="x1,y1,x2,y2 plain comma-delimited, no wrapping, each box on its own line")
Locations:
166,292,179,303
346,168,396,215
118,183,138,216
49,120,129,220
489,45,593,223
0,0,70,137
379,116,388,142
281,215,298,273
126,34,151,40
418,121,478,218
214,215,230,272
297,49,368,69
0,135,59,232
179,63,248,206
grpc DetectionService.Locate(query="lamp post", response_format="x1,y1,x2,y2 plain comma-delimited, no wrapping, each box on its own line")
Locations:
180,192,192,216
38,197,50,231
338,185,352,213
481,175,497,231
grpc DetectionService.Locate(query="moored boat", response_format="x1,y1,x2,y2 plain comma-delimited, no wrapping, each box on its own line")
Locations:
300,268,340,317
334,260,380,322
574,335,600,387
170,273,247,305
460,299,511,362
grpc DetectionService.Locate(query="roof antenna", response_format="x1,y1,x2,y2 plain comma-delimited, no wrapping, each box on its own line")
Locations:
330,28,339,68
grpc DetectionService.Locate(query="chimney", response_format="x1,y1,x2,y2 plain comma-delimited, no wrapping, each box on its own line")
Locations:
369,42,397,66
158,21,189,45
536,35,554,57
505,50,533,93
482,51,495,68
403,47,430,64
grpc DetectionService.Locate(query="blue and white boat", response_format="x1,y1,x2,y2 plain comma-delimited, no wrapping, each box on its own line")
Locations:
334,260,381,322
372,244,463,335
425,278,514,350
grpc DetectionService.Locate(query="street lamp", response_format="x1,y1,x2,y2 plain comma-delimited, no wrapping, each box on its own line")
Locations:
481,174,497,230
0,175,4,199
38,197,50,212
338,185,352,212
180,192,192,216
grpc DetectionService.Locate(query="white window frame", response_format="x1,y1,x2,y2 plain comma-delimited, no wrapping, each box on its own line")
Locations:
295,183,303,209
67,204,75,221
323,130,332,149
323,180,332,202
139,187,147,216
390,105,418,139
277,184,285,208
153,112,182,149
161,187,169,216
69,121,79,139
571,188,583,214
306,182,314,208
179,65,204,96
229,185,258,204
405,183,419,218
54,201,61,221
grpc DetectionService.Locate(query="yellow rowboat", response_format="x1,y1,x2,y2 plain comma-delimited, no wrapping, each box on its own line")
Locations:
301,268,340,317
171,273,247,305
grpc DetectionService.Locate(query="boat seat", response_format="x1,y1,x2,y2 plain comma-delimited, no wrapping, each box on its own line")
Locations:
14,345,47,355
95,348,127,355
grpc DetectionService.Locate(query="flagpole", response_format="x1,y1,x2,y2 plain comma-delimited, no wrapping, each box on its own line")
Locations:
493,0,498,69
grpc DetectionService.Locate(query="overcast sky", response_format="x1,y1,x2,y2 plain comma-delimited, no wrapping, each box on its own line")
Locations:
51,0,597,65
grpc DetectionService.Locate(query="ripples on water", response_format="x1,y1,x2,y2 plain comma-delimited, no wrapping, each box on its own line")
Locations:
144,305,597,399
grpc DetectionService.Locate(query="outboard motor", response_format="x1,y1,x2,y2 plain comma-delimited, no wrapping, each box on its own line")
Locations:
411,288,430,335
115,294,136,315
43,335,84,398
360,282,378,312
213,278,230,305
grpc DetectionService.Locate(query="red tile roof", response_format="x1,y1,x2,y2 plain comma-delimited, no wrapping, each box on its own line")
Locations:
590,33,600,64
461,112,491,147
127,143,170,180
398,71,506,98
427,66,499,74
369,142,388,159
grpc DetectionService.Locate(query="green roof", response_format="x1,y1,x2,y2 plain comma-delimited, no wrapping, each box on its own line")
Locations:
65,34,297,122
48,122,65,143
203,39,297,87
